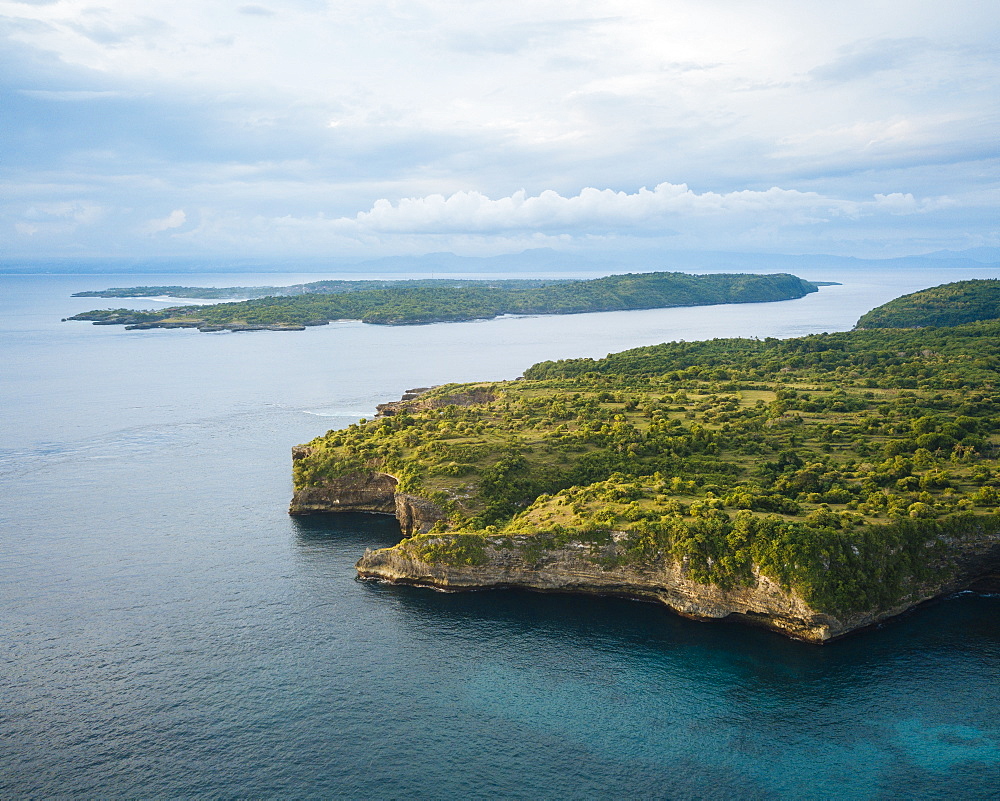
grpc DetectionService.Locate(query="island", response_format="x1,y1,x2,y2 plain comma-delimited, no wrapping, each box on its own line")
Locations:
289,279,1000,642
70,277,560,300
65,271,821,330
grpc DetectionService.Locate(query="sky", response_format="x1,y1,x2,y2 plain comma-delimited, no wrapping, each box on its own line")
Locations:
2,0,998,261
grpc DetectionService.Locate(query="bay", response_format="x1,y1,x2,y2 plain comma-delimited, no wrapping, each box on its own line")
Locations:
1,265,999,799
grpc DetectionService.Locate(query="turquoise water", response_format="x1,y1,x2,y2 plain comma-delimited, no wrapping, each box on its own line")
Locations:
2,269,999,798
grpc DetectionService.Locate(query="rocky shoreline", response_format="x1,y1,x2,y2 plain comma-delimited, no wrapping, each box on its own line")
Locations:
354,536,846,642
289,462,1000,643
352,530,1000,643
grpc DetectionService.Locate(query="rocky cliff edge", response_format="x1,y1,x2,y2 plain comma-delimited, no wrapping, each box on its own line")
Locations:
290,460,1000,643
289,449,446,536
355,532,1000,643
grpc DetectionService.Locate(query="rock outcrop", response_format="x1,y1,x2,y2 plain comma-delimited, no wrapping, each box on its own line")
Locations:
375,386,496,418
394,493,448,537
290,463,1000,643
355,528,1000,643
356,539,840,641
288,470,399,516
289,454,446,536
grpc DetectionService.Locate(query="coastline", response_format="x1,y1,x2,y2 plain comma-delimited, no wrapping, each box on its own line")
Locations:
290,465,1000,643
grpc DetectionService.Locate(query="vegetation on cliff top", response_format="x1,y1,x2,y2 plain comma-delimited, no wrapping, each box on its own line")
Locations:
856,279,1000,329
293,287,1000,617
66,271,819,330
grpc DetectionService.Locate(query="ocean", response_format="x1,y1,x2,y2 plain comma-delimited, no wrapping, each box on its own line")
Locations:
2,265,998,798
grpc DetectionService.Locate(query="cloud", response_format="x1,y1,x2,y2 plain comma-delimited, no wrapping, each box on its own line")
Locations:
339,183,945,235
871,192,955,214
810,38,929,82
6,200,104,241
18,89,128,101
144,209,187,234
64,11,170,47
445,17,613,55
0,1,996,260
24,200,103,224
238,5,275,16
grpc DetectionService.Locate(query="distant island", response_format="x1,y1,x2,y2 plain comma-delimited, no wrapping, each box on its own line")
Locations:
289,279,1000,642
65,271,822,331
71,277,559,300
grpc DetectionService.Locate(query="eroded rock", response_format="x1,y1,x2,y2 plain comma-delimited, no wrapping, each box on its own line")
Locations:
289,471,400,516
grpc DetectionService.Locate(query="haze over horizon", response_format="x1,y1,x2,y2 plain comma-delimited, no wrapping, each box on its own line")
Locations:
3,1,998,263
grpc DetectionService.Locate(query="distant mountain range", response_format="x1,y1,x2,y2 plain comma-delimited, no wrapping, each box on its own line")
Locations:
913,246,1000,263
2,246,997,275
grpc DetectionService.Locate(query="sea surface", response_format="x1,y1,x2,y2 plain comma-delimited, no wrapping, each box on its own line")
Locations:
2,265,999,799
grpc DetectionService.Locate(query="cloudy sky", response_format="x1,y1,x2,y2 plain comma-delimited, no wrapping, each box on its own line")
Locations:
2,0,998,260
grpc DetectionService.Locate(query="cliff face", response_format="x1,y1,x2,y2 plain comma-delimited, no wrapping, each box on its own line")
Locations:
289,452,446,536
355,529,1000,643
290,463,1000,643
288,471,399,515
375,386,495,418
394,493,447,537
356,539,841,641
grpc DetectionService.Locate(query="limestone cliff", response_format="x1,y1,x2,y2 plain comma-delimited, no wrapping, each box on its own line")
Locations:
289,457,1000,642
289,355,1000,642
356,529,1000,643
357,538,838,641
289,449,446,535
393,493,448,537
288,470,398,515
375,386,496,419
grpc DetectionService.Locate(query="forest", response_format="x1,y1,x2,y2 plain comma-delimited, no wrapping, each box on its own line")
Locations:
293,280,1000,618
66,271,819,329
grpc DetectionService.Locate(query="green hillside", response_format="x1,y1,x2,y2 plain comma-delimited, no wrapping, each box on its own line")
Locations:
856,279,1000,329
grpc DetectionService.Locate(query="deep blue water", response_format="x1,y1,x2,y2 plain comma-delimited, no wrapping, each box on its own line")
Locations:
2,267,999,799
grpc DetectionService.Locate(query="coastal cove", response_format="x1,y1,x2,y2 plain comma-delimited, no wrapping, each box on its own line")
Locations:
2,266,1000,798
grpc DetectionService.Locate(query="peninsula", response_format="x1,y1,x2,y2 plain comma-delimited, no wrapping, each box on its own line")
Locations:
65,271,820,330
856,278,1000,329
290,280,1000,642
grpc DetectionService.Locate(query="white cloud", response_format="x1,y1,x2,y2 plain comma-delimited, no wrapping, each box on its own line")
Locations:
238,5,275,16
0,0,996,259
17,89,128,101
23,200,103,223
339,183,946,235
4,200,104,241
810,38,928,82
144,208,187,234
